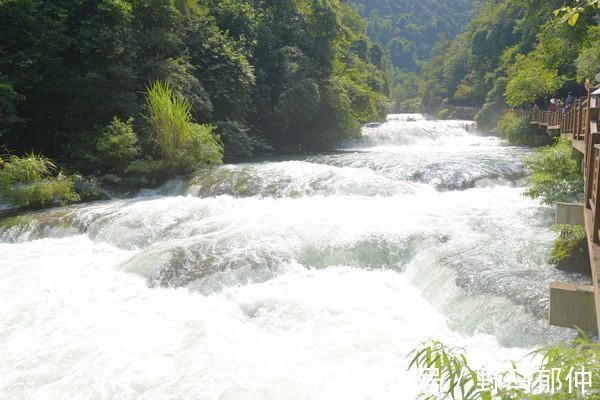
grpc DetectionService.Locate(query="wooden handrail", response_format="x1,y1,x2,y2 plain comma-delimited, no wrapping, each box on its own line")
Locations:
531,83,600,335
525,85,600,242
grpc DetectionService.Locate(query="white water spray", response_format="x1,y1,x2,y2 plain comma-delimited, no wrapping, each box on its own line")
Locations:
0,116,581,400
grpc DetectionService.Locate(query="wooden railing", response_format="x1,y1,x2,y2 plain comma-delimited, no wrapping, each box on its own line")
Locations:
529,98,589,140
529,84,600,242
527,83,600,334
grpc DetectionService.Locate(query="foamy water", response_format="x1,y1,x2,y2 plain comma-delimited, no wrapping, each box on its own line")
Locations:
0,116,580,399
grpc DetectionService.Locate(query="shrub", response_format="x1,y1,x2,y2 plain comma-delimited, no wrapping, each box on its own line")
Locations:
72,174,111,202
550,225,590,274
437,108,450,120
144,81,223,171
124,158,171,187
0,154,80,209
524,138,583,205
96,117,140,173
496,112,551,146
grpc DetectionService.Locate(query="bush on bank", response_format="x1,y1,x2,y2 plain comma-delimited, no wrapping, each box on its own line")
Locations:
437,109,451,120
496,112,552,146
0,81,227,210
145,81,223,174
523,138,589,274
550,225,590,275
96,117,140,175
523,138,584,206
0,154,80,209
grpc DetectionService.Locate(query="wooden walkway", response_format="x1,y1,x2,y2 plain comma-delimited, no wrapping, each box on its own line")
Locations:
529,82,600,334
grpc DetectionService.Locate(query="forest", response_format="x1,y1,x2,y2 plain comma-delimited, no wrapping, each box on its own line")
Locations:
0,0,388,173
2,2,600,398
347,0,474,111
0,0,598,208
418,0,599,131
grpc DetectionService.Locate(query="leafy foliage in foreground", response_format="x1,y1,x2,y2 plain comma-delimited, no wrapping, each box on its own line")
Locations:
524,139,583,205
555,0,599,26
0,154,79,209
409,336,600,399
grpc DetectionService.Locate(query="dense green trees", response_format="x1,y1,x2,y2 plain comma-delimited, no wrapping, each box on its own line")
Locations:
347,0,473,71
420,0,599,123
347,0,474,111
0,0,388,171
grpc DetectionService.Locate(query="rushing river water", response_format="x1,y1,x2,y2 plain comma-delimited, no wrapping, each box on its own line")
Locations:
0,115,584,399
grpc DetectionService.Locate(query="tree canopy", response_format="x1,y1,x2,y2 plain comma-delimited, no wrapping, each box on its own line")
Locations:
347,0,474,111
0,0,389,168
419,0,599,117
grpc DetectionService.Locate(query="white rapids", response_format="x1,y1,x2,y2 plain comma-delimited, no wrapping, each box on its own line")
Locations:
0,115,582,400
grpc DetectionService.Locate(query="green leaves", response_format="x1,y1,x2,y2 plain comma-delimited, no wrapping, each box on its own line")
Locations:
0,0,388,170
409,336,600,399
524,139,584,205
505,55,564,107
568,12,580,26
0,154,79,209
408,341,483,400
555,1,598,26
96,117,140,173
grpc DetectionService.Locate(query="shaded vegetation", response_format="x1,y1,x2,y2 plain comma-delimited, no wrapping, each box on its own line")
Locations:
0,0,388,173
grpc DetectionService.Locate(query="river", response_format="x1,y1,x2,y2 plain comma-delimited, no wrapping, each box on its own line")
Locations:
0,115,582,399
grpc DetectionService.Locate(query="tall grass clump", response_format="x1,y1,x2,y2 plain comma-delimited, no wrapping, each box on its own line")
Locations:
144,81,222,172
0,153,79,209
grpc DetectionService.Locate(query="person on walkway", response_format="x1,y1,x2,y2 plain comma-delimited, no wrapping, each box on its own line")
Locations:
549,98,559,112
565,92,575,108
